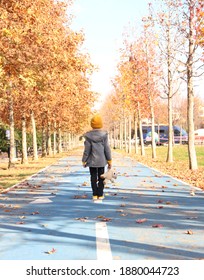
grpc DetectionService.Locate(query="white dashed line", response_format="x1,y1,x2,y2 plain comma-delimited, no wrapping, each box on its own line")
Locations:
96,222,112,260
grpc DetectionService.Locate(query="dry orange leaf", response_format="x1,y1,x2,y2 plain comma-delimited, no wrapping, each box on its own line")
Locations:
31,211,40,215
152,224,163,228
101,217,112,222
136,218,147,224
186,230,193,235
45,248,57,254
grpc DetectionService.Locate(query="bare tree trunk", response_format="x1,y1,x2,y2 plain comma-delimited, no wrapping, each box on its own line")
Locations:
138,102,145,156
31,110,38,160
128,114,132,154
150,115,156,159
166,20,174,163
68,133,71,150
124,116,128,153
119,119,123,150
187,5,197,170
41,119,47,157
21,115,28,164
143,18,157,159
57,125,62,153
167,90,174,162
134,114,139,154
47,121,52,156
53,121,57,155
8,96,16,168
113,123,116,149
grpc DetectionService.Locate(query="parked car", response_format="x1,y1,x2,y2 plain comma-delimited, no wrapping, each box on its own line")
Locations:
143,125,188,145
144,131,159,145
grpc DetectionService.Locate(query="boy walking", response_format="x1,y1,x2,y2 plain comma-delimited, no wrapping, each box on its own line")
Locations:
82,114,112,200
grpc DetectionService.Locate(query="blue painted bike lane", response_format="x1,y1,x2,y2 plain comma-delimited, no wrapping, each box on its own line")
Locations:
0,149,204,260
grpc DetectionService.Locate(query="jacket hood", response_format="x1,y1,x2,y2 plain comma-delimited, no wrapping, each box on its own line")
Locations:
84,129,107,143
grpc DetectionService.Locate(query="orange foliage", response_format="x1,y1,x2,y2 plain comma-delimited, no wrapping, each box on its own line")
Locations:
0,0,95,134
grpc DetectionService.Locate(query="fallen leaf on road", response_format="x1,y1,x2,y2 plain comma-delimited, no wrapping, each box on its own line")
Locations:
12,205,21,210
41,224,48,227
120,204,126,207
75,217,88,222
101,217,112,222
96,215,112,222
74,194,88,199
187,216,197,220
1,190,8,194
45,248,57,254
190,190,195,196
116,209,124,213
152,224,163,228
166,201,173,205
185,230,193,235
136,218,147,224
19,216,26,219
31,211,40,215
31,185,42,189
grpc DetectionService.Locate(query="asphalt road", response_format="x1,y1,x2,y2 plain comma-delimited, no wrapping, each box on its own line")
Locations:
0,149,204,260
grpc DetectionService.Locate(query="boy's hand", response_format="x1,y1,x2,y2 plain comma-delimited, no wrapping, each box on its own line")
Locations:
82,162,87,168
107,160,112,169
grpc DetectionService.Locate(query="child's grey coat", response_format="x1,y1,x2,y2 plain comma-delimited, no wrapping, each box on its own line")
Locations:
82,129,112,167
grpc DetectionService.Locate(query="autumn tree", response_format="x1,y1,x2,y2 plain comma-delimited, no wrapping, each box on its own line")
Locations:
127,42,148,156
141,13,161,159
150,0,203,168
106,33,153,156
0,0,95,167
150,0,185,163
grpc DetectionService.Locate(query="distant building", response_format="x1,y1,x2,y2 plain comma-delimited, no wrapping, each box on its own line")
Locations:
199,106,204,128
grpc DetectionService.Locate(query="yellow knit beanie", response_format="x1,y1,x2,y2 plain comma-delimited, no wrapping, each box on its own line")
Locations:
91,114,103,129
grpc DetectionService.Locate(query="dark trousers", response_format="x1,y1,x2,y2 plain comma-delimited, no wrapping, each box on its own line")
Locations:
89,167,105,197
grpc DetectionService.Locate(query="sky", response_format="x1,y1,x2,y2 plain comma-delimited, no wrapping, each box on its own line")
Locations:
70,0,150,108
70,0,204,108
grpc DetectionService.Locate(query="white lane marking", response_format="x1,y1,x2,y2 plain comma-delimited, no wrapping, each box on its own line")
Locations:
96,222,112,260
30,198,52,204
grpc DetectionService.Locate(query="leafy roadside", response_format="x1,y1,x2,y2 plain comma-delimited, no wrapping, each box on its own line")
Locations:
117,145,204,190
136,156,204,190
0,151,72,191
